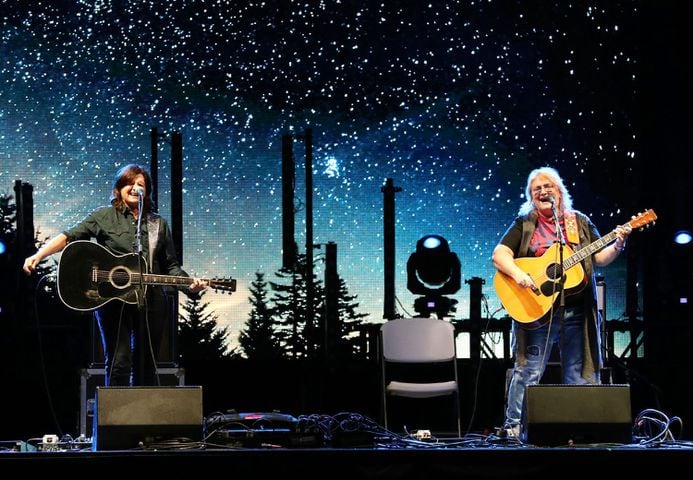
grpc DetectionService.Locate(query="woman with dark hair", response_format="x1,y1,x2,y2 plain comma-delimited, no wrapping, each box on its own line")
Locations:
23,163,207,386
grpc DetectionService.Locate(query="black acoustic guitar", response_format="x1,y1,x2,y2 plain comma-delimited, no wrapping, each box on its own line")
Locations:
57,240,236,311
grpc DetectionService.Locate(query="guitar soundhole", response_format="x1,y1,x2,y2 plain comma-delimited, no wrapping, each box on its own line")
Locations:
109,266,132,289
546,263,563,280
539,263,565,296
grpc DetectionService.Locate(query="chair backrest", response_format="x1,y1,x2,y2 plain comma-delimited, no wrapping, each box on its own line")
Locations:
381,317,456,363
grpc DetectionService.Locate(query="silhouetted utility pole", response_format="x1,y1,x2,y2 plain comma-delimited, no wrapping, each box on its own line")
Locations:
466,276,484,363
171,131,183,265
283,128,317,357
324,241,338,362
150,127,183,257
281,134,296,270
148,128,183,366
150,127,159,209
302,128,315,356
14,180,35,327
382,178,401,320
14,180,35,260
168,131,183,367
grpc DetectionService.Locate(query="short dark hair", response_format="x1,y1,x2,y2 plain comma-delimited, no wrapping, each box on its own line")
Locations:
110,163,155,212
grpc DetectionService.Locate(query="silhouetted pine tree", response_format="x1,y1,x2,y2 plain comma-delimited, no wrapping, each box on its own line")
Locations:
334,275,369,357
178,289,235,361
238,271,285,359
269,253,370,359
269,253,324,358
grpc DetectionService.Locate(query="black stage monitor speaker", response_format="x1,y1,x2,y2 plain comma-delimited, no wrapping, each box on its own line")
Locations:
94,386,203,450
522,384,632,446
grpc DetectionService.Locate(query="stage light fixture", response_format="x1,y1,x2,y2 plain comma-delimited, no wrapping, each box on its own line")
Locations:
406,234,461,317
674,230,692,245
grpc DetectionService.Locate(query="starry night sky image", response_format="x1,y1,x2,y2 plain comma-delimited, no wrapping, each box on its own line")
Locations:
2,1,644,353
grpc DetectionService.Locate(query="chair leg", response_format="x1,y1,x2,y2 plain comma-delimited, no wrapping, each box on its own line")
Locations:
382,391,389,432
454,392,462,438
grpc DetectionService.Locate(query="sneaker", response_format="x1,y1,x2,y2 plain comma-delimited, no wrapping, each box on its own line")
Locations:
498,424,521,441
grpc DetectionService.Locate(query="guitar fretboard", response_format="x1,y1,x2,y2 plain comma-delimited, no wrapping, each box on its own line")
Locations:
91,269,235,291
92,268,193,287
564,230,619,270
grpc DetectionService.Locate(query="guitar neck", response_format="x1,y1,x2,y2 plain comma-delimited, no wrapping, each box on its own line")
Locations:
140,273,196,287
564,230,618,269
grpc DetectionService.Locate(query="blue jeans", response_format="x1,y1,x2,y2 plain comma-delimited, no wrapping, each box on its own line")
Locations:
504,306,599,427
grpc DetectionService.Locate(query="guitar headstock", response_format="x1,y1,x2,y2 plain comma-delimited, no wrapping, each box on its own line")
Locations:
627,209,657,230
208,277,237,293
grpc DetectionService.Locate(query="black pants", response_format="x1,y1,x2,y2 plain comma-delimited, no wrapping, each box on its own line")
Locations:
95,287,169,386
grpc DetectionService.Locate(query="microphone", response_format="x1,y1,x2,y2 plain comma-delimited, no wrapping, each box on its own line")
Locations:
133,186,145,197
546,194,555,204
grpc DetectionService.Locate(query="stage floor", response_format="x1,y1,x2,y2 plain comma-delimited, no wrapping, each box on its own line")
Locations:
3,435,693,479
3,406,693,478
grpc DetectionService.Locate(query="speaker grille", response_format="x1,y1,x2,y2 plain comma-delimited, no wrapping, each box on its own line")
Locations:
522,384,632,446
94,386,203,450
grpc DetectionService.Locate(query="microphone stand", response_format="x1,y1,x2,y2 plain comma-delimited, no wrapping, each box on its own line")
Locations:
134,194,146,385
550,199,567,382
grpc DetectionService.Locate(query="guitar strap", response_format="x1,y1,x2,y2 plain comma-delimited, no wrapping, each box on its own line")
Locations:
147,215,160,272
564,210,580,246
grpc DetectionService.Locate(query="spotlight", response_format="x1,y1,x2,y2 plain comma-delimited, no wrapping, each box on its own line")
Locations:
674,230,692,245
407,234,461,317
